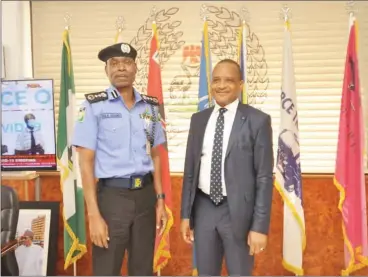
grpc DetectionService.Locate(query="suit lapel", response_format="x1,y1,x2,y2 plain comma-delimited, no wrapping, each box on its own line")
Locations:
225,104,248,158
196,107,213,154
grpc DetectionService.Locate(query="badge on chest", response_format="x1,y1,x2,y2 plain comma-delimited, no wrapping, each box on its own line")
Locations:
140,109,153,129
140,107,157,155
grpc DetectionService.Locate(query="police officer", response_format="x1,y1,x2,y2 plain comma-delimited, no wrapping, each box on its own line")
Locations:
14,113,45,155
72,42,168,276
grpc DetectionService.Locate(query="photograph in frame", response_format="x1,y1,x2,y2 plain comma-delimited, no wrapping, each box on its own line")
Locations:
15,201,59,276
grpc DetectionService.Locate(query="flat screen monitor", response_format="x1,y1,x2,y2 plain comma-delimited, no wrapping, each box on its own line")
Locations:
1,79,57,171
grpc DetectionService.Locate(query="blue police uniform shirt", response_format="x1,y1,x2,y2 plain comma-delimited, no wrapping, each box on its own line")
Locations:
72,86,166,179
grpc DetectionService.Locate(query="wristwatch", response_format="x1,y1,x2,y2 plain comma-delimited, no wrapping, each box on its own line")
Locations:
156,193,165,200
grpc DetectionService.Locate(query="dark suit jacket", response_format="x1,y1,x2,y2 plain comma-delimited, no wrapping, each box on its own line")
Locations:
181,103,274,239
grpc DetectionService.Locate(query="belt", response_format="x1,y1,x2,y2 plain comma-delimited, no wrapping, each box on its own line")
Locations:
197,189,228,206
99,172,153,190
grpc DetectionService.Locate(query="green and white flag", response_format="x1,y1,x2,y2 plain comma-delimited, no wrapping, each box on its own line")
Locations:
57,28,87,270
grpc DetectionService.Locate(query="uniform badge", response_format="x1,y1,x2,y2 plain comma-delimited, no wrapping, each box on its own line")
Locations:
111,89,119,99
85,91,108,104
140,109,152,128
121,43,131,54
140,108,154,155
78,107,86,122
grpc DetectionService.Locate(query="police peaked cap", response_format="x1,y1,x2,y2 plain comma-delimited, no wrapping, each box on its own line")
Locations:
98,42,137,62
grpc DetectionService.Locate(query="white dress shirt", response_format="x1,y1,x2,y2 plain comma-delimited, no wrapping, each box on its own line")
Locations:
15,128,45,152
15,243,44,276
198,99,239,196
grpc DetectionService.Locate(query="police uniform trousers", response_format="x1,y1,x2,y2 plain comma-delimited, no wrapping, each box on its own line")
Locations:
92,176,156,276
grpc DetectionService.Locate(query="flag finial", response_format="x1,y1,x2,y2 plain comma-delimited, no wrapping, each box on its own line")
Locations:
280,4,292,22
115,16,125,33
200,4,209,21
240,7,250,24
346,1,357,16
149,6,157,24
64,13,71,30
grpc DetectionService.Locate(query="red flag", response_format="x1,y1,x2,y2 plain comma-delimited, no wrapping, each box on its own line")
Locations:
147,22,174,273
334,18,368,275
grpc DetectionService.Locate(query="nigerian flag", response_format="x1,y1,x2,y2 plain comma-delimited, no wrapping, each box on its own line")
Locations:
57,28,87,269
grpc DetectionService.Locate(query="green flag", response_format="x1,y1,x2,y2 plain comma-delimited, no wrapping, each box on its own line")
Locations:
57,29,87,270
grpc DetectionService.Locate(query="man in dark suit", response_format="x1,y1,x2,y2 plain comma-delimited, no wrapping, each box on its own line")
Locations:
180,59,274,275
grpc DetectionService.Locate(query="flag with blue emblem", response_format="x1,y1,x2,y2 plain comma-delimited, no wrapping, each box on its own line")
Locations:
198,19,213,111
238,20,248,104
274,19,306,275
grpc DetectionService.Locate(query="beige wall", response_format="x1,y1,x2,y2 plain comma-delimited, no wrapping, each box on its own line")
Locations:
31,1,368,173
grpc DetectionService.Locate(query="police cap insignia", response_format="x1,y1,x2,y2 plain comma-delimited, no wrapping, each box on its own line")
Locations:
98,43,137,62
141,94,159,106
85,91,108,104
121,44,131,54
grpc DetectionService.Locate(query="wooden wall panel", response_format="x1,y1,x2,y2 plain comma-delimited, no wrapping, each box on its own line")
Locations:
3,174,368,276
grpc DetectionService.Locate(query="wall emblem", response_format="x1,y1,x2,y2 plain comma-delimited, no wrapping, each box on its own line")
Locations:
169,5,269,106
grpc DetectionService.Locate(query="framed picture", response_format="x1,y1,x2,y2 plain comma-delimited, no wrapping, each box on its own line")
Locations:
15,201,60,276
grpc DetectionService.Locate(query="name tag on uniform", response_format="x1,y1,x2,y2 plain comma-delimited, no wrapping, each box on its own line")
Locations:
101,113,122,119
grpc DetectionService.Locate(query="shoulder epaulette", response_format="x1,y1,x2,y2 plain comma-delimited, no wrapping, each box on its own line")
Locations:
141,94,159,106
85,91,108,104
